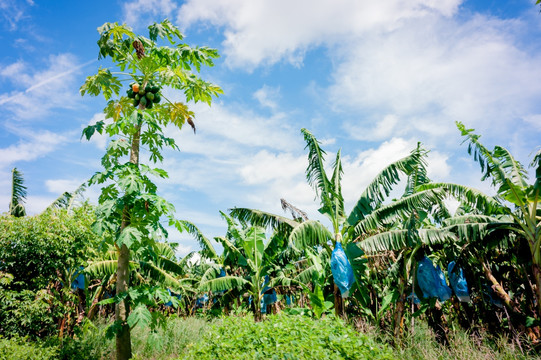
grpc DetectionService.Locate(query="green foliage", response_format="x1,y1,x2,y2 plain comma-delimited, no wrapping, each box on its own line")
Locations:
0,336,58,360
60,316,208,360
9,168,27,217
383,320,534,360
0,207,98,291
80,68,122,100
0,289,65,339
0,207,99,338
176,220,218,260
348,145,427,226
184,314,396,360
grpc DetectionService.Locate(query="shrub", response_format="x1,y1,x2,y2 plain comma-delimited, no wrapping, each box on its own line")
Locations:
0,207,99,338
0,206,98,292
184,314,396,360
0,336,58,360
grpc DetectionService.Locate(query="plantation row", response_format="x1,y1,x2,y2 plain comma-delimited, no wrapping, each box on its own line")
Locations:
1,19,540,359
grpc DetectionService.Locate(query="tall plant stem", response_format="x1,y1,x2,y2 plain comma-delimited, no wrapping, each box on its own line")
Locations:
116,122,141,360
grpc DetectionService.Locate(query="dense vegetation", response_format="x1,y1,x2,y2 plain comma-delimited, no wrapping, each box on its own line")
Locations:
1,18,540,360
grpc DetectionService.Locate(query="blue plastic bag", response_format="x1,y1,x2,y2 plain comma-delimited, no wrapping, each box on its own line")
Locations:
330,242,355,298
447,261,471,302
260,290,278,313
69,266,85,290
261,275,271,293
165,288,182,307
196,294,209,308
483,285,503,308
286,295,295,306
263,290,277,305
416,256,452,302
407,292,421,304
71,272,85,290
260,275,277,313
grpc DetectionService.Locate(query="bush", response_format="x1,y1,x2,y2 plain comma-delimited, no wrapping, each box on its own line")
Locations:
0,336,58,360
0,207,98,292
0,207,99,338
184,314,396,360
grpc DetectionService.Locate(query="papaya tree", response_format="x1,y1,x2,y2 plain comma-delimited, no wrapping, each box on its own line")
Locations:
80,20,222,360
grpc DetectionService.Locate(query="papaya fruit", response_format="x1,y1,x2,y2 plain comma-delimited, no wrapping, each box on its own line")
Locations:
140,96,147,107
132,83,140,93
146,92,154,101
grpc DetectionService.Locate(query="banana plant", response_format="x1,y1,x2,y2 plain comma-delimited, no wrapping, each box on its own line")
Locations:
197,217,292,321
46,182,88,214
230,130,441,318
84,241,197,319
8,168,26,217
457,121,541,317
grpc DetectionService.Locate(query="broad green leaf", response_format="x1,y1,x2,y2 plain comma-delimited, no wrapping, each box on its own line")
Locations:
359,228,458,254
289,220,333,251
127,304,152,329
80,68,121,100
348,145,427,225
117,227,143,248
199,276,249,292
175,220,218,260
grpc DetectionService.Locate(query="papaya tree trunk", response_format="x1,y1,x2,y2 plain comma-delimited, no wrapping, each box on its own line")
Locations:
115,123,141,360
116,243,131,360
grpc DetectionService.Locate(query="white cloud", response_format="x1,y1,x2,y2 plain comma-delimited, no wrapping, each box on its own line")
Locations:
122,0,178,27
0,0,33,30
346,114,400,141
45,178,85,195
253,85,281,110
341,137,417,211
0,54,91,120
523,114,541,131
239,150,304,185
330,15,541,143
178,0,461,69
165,102,301,156
24,195,56,215
0,130,66,169
426,151,451,181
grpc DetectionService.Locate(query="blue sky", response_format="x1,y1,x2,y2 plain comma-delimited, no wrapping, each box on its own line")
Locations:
1,0,540,256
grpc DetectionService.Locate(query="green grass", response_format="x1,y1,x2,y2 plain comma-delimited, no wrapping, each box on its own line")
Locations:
57,315,210,359
395,324,537,360
0,315,537,359
356,319,538,360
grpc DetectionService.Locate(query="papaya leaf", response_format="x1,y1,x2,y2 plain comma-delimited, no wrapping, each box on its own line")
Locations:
127,304,152,329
